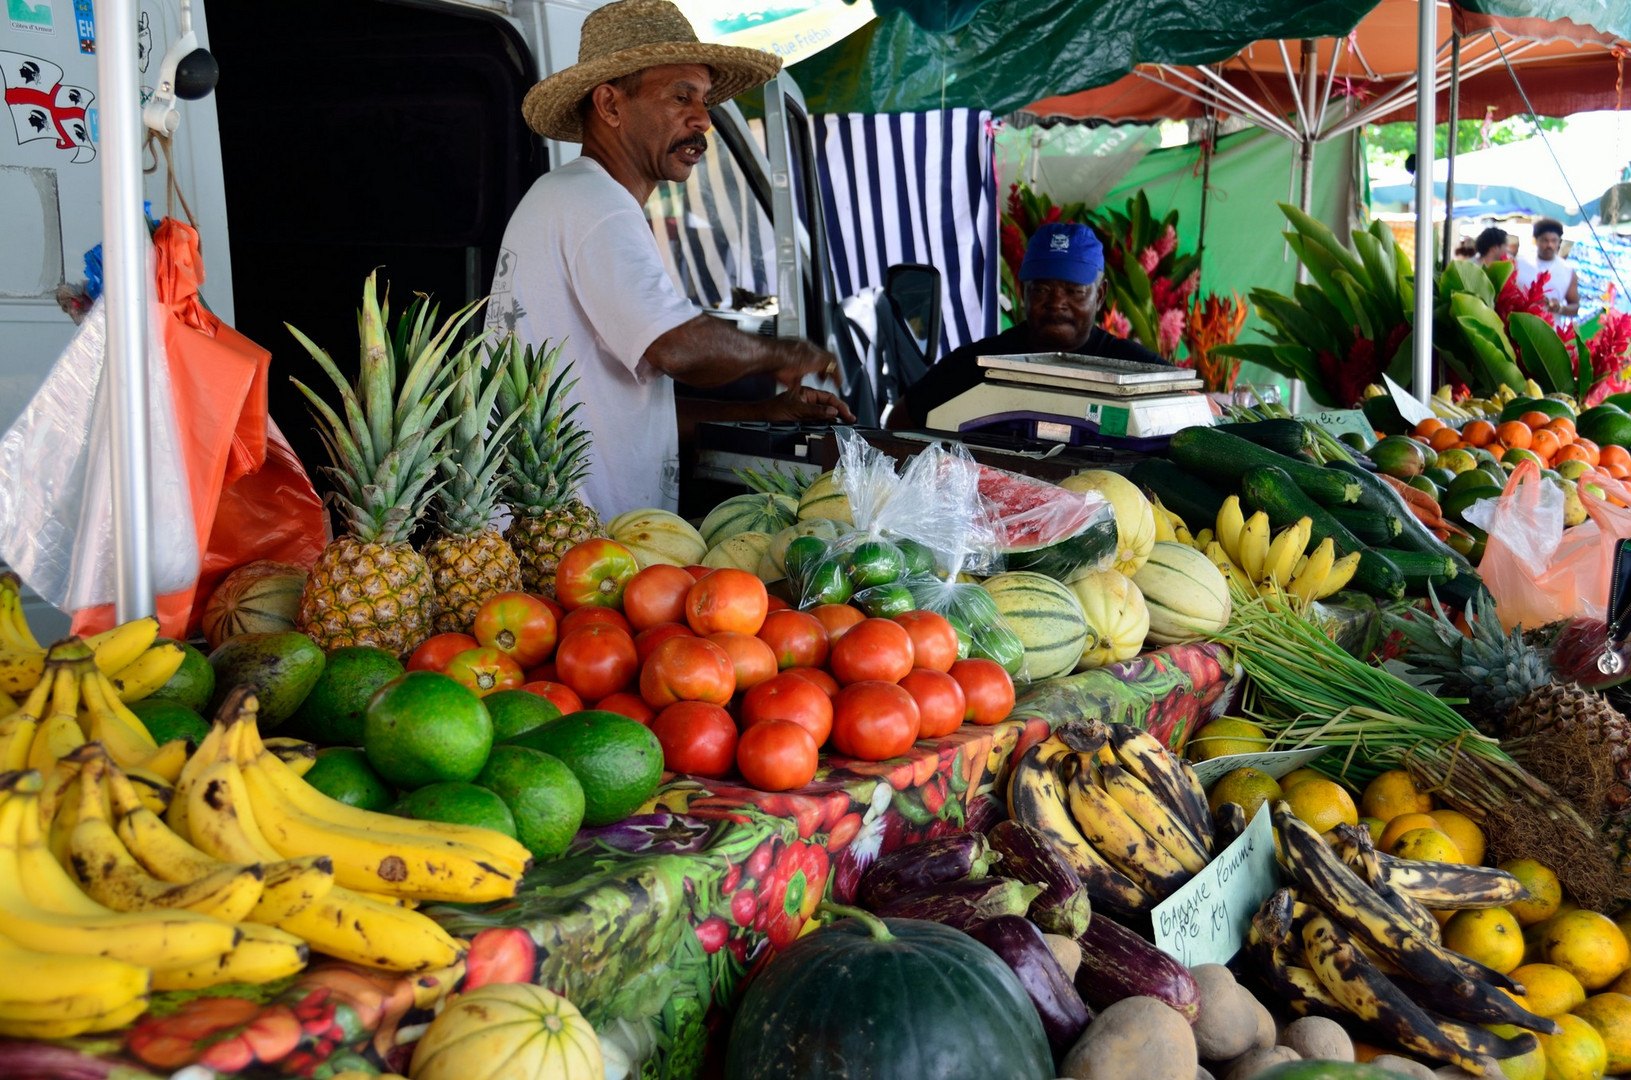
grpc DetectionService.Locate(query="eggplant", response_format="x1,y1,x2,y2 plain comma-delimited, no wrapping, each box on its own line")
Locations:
858,831,996,910
987,819,1093,938
1074,914,1202,1025
876,877,1043,930
968,915,1093,1057
565,813,714,856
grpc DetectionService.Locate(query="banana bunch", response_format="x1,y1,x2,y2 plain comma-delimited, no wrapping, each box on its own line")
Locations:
1148,494,1194,546
1204,496,1359,607
1246,804,1555,1074
1007,719,1213,916
0,573,186,700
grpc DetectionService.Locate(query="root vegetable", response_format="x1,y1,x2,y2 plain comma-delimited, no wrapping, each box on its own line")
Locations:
1223,1046,1300,1080
1043,932,1082,981
1249,995,1276,1051
1059,995,1197,1080
1190,965,1255,1061
1431,1060,1500,1079
1280,1016,1353,1063
1368,1055,1435,1080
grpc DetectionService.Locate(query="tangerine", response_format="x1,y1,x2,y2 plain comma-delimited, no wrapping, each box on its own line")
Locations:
1281,777,1360,833
1536,1013,1609,1080
1509,962,1588,1017
1601,444,1631,470
1360,769,1434,822
1575,437,1603,466
1521,410,1556,429
1556,444,1593,465
1545,910,1631,990
1378,811,1442,851
1532,429,1563,462
1414,417,1446,438
1573,992,1631,1074
1391,826,1463,864
1610,463,1630,480
1429,809,1486,865
1487,443,1508,462
1462,419,1498,447
1443,907,1525,974
1499,421,1534,449
1546,417,1578,444
1429,427,1463,452
1501,858,1563,927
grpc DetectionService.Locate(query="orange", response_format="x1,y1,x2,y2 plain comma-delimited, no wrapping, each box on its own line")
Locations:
1521,410,1556,429
1510,962,1589,1017
1379,811,1443,851
1544,910,1631,990
1532,429,1563,462
1443,907,1525,974
1575,437,1602,466
1486,1023,1547,1080
1501,858,1564,927
1573,992,1631,1073
1500,421,1535,449
1601,444,1631,470
1207,767,1282,823
1429,427,1463,452
1281,777,1360,833
1428,809,1486,865
1360,769,1434,822
1556,444,1593,465
1280,767,1325,791
1611,463,1630,480
1462,419,1498,447
1391,826,1463,864
1488,443,1508,462
1546,417,1578,444
1414,417,1446,438
1536,1013,1609,1080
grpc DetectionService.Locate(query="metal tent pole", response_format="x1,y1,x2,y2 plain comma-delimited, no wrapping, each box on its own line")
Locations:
97,0,154,621
1412,0,1437,405
1290,39,1318,413
1442,31,1462,265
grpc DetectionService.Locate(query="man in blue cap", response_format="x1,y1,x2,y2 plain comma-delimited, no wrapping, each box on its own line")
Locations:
892,221,1167,428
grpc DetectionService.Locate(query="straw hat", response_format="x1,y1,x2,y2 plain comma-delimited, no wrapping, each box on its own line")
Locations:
522,0,783,143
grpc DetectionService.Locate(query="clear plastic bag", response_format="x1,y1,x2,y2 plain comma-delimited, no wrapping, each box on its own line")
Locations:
0,275,198,612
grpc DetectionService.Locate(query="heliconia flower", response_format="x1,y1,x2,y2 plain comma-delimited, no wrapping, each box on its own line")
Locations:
1102,306,1132,338
1158,307,1186,357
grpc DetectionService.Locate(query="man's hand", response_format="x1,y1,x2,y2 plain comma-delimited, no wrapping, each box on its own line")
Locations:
764,384,856,424
773,340,842,389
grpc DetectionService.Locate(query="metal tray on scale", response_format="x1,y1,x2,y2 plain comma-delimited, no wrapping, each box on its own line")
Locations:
976,352,1205,397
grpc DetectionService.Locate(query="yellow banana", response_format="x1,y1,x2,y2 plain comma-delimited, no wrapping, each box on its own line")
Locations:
85,617,159,678
0,935,149,1022
0,650,43,696
150,922,309,990
1317,552,1361,599
1289,538,1337,606
1061,754,1192,899
167,711,229,839
1216,495,1246,564
1097,761,1209,874
79,667,188,782
1193,527,1214,551
262,736,318,777
1171,519,1194,547
1264,517,1311,586
1238,511,1271,583
0,687,14,718
1150,498,1177,543
0,575,40,652
0,991,150,1040
0,714,39,775
110,641,187,703
27,665,85,774
276,881,465,973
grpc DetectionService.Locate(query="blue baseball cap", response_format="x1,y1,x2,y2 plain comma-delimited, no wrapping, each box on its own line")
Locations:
1019,222,1104,286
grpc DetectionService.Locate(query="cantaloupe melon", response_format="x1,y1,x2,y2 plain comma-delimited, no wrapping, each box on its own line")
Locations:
703,531,775,573
202,561,309,649
797,471,853,524
608,509,707,568
1131,541,1230,645
1059,470,1156,578
1067,568,1150,670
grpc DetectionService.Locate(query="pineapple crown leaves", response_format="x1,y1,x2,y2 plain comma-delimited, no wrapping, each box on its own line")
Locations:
1384,585,1546,690
491,334,595,511
430,346,526,536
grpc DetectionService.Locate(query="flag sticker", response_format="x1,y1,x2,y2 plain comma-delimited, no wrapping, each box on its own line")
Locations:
0,51,96,162
6,0,54,35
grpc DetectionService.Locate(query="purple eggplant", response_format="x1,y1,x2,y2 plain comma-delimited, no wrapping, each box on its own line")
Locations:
565,813,714,857
877,877,1043,930
968,915,1092,1056
987,819,1093,938
858,830,996,910
1075,914,1201,1025
0,1042,115,1080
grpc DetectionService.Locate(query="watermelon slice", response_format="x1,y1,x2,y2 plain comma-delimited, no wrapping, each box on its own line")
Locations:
976,465,1118,581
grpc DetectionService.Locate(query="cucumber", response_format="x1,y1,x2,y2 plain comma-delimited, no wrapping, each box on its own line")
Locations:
1373,548,1459,592
1326,505,1402,546
1127,457,1227,535
1326,459,1482,582
1210,418,1313,457
1239,465,1406,601
1168,426,1363,507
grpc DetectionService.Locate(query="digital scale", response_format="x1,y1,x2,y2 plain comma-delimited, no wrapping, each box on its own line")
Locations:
924,352,1214,450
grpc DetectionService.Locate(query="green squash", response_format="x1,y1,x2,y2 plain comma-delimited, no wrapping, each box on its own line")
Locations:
725,905,1053,1080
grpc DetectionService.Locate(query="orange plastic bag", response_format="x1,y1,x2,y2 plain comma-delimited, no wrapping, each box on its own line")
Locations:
1467,459,1631,630
72,220,328,640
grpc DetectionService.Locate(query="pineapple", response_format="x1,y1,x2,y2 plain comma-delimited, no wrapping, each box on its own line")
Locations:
494,336,601,597
288,273,483,653
423,348,524,633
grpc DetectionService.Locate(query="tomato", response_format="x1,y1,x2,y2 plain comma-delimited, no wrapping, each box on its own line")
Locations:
521,680,584,715
472,592,558,668
634,622,695,665
594,691,655,724
740,672,833,747
707,631,778,692
683,565,712,581
554,624,639,702
892,610,958,673
555,539,639,610
406,633,479,674
828,618,915,686
534,594,566,624
765,595,791,612
559,605,632,639
639,635,736,709
523,661,557,683
756,609,829,670
948,658,1015,725
686,568,769,636
809,603,866,643
651,701,738,778
784,666,840,699
830,681,919,761
898,668,966,739
623,564,696,632
736,719,819,792
443,647,525,697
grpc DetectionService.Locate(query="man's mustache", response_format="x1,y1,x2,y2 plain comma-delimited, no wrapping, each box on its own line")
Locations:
671,136,708,154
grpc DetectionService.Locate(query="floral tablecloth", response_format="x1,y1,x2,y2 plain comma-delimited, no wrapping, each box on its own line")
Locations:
5,644,1236,1080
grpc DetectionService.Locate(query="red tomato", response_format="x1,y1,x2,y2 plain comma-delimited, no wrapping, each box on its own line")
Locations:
892,610,959,673
683,565,712,581
765,595,791,612
594,691,656,724
740,672,833,747
623,564,696,632
639,635,736,709
523,661,557,683
651,701,738,778
521,680,584,715
829,618,915,686
533,594,566,624
784,666,840,699
634,622,695,665
555,539,639,610
406,633,479,674
757,609,829,670
810,603,866,643
559,605,632,639
736,720,819,792
830,681,920,761
948,658,1015,725
686,569,769,636
443,647,525,697
472,592,558,668
898,668,966,739
707,631,778,692
554,624,639,702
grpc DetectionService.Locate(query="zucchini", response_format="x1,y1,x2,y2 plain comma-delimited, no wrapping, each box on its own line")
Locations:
1240,465,1406,600
1326,505,1403,546
1127,457,1227,535
1211,418,1313,457
1168,426,1363,507
1373,548,1459,592
1326,460,1481,582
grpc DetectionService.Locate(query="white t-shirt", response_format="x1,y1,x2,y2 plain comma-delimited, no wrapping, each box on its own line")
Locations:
1516,253,1578,308
486,157,699,517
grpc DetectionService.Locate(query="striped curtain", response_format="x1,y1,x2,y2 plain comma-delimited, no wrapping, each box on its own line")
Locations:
648,108,999,359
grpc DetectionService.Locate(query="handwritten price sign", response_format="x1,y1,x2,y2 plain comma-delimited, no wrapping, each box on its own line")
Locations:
1151,804,1281,968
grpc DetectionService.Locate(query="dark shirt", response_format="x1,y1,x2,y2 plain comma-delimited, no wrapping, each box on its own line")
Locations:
903,323,1168,424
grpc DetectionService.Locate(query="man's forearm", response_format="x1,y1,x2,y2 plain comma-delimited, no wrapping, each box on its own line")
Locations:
647,315,810,387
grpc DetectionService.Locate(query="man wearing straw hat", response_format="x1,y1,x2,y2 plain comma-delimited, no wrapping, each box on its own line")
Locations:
488,0,852,516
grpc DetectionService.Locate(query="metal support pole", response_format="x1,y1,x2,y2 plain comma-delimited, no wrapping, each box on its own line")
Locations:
98,0,154,620
1441,32,1462,266
1412,0,1437,405
1290,39,1318,413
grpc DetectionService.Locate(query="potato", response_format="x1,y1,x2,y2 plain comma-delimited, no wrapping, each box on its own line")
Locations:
1223,1046,1300,1080
1059,995,1198,1080
1190,965,1256,1061
1367,1055,1435,1080
1248,994,1276,1051
1280,1016,1353,1062
1043,932,1082,982
1196,1070,1215,1080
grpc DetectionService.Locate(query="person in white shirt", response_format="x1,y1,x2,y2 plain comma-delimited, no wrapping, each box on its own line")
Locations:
486,0,852,516
1515,218,1581,318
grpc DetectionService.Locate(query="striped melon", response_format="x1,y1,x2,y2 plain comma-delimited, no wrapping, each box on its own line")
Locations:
202,561,309,649
797,470,853,524
1059,470,1156,578
704,531,775,573
1067,568,1150,670
700,493,798,548
979,571,1089,681
1131,541,1230,646
410,983,602,1080
758,518,852,581
608,509,707,568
